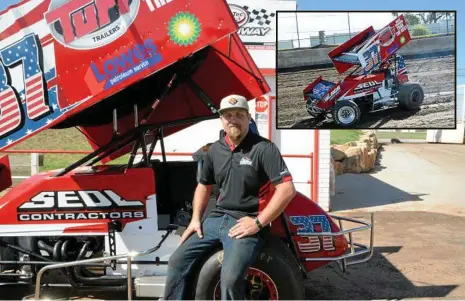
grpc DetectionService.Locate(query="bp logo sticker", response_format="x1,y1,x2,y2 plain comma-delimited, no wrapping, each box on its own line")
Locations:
400,36,406,44
168,12,201,46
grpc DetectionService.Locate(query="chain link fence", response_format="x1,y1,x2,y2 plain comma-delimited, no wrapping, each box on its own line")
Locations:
278,14,455,50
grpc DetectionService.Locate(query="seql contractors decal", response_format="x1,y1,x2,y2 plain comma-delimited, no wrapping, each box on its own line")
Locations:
17,190,146,221
45,0,140,50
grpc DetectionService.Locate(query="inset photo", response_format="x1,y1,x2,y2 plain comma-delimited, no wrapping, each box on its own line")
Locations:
276,11,456,129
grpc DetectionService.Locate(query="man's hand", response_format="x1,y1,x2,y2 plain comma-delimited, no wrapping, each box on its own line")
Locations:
180,220,203,244
228,216,260,239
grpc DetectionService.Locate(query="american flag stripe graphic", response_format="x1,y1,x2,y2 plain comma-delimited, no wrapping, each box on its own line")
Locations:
0,89,21,136
298,237,321,252
322,236,335,251
25,73,48,119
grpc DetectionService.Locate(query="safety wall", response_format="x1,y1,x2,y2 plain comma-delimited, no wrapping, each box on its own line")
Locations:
426,85,465,144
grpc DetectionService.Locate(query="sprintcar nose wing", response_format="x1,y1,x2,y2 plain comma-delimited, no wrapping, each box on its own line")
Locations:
0,0,270,154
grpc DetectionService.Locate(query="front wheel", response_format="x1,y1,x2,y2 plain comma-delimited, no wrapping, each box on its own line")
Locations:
193,237,305,300
332,100,361,128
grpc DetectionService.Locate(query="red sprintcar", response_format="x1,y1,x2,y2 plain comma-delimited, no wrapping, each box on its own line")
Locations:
303,15,424,127
0,0,374,299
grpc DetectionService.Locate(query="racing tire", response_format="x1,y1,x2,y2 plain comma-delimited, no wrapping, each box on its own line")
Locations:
192,236,305,300
332,100,361,128
398,83,424,110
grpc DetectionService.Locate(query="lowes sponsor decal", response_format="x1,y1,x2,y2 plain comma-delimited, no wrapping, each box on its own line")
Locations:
90,38,163,90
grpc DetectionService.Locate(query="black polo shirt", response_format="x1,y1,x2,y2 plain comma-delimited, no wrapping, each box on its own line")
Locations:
199,131,292,219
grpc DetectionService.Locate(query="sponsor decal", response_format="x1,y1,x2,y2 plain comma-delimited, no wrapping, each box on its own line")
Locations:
144,0,176,12
387,43,399,55
395,17,408,36
323,85,341,102
400,36,406,44
230,5,275,37
379,27,395,47
230,4,249,27
354,81,381,92
167,12,202,46
90,38,163,90
17,190,146,221
45,0,140,50
289,215,335,253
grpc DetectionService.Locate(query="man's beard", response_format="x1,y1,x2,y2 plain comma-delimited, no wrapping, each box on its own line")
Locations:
227,125,243,140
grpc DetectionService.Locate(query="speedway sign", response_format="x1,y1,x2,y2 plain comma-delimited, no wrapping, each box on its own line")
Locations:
227,0,296,46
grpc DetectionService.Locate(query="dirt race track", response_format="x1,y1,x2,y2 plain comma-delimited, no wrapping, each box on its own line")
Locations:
277,56,456,129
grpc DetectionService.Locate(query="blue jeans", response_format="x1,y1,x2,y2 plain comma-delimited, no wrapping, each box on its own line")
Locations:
163,214,268,300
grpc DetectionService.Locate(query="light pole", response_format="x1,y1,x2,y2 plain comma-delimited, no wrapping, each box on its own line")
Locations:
347,12,351,38
295,12,300,48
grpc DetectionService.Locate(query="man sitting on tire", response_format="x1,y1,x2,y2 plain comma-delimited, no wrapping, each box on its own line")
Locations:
163,94,296,300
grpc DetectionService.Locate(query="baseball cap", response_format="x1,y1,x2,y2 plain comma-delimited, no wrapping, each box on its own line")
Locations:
218,94,249,114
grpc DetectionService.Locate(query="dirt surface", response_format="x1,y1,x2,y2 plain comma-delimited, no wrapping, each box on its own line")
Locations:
315,143,465,300
277,56,456,129
305,211,465,300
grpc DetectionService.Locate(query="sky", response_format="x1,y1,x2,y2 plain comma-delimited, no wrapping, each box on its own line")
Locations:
0,0,463,85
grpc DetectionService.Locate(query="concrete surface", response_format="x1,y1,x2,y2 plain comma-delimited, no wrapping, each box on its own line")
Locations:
277,35,455,70
331,143,465,216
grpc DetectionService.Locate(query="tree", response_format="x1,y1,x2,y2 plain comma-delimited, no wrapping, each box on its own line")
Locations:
404,14,420,26
391,12,452,24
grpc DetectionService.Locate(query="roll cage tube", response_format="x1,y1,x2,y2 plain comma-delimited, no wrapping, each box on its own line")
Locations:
55,77,220,177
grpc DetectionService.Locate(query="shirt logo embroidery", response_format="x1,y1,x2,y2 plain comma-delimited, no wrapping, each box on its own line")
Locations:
239,157,253,166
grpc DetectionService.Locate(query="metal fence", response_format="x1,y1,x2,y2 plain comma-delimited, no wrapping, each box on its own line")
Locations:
278,17,455,50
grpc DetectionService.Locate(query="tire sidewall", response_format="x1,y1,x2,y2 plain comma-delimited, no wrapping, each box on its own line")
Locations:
407,85,424,108
399,83,424,109
333,100,361,127
193,238,305,300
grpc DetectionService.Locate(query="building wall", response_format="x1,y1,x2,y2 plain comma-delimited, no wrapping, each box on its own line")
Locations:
318,130,331,211
426,85,465,144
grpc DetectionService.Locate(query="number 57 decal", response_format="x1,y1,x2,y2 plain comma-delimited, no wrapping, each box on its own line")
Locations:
0,34,51,137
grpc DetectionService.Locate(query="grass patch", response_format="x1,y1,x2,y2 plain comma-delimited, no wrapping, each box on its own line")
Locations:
376,131,426,140
4,128,129,171
330,130,362,145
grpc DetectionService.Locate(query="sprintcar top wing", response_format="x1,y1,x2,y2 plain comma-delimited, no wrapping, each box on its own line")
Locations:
0,0,270,154
328,14,411,75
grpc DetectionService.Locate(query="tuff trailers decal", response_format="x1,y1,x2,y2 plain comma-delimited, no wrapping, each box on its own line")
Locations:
17,190,146,221
45,0,141,50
